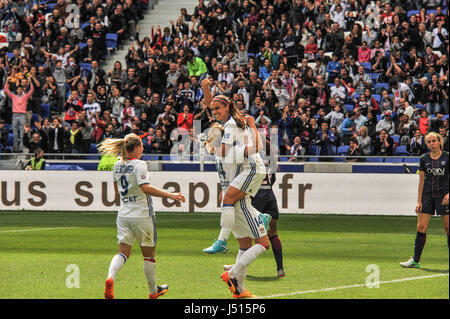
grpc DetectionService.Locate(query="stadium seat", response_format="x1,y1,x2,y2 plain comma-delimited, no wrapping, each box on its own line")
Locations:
80,62,91,71
407,10,419,18
308,157,318,162
415,104,426,110
89,143,97,153
384,157,403,163
369,73,380,85
403,157,419,164
374,83,389,93
106,33,118,50
365,157,384,162
344,104,354,112
78,42,87,53
7,133,14,146
394,145,409,156
392,135,400,144
426,9,437,16
141,155,154,161
41,104,50,119
278,156,289,162
443,114,449,121
161,155,171,161
80,22,90,30
376,114,382,122
308,145,318,155
372,94,381,103
337,145,350,155
360,62,371,71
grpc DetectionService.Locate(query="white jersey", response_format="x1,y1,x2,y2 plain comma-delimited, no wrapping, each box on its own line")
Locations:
215,155,241,193
113,159,154,218
221,116,265,171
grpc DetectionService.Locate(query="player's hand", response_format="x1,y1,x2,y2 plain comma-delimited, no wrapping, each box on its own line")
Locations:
442,193,449,206
415,202,422,215
171,192,185,203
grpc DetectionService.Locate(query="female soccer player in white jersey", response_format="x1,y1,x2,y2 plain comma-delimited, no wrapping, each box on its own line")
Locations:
97,133,185,299
205,97,271,298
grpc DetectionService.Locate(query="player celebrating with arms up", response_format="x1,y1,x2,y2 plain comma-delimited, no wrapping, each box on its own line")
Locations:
98,133,185,299
401,132,449,268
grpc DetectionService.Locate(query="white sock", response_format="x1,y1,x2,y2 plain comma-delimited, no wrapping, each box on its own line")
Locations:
107,253,127,280
143,257,157,294
236,249,247,292
229,244,266,278
218,205,234,242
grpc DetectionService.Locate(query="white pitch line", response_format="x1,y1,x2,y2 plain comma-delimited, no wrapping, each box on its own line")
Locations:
0,227,80,233
258,273,449,299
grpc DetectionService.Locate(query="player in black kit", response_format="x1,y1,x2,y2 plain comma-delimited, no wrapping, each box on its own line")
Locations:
251,138,285,277
401,132,449,268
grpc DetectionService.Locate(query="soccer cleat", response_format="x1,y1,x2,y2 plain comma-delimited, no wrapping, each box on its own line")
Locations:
233,289,254,299
277,269,286,277
104,277,114,299
400,258,420,268
221,271,240,295
149,284,169,299
223,264,234,271
260,213,272,231
203,239,228,254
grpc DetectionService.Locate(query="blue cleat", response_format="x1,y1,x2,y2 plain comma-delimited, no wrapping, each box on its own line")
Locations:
260,213,272,232
203,239,228,254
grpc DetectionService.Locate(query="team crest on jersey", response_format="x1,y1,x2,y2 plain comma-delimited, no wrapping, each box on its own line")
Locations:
224,133,230,139
141,175,146,180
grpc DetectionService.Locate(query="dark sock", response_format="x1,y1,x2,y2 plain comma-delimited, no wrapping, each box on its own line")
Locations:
269,235,283,270
413,232,426,263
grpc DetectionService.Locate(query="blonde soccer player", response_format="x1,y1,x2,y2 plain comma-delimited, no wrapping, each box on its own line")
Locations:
98,133,185,299
400,132,449,268
205,96,271,298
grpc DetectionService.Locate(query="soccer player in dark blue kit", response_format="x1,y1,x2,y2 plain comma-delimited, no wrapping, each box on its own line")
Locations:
401,132,449,268
251,138,285,277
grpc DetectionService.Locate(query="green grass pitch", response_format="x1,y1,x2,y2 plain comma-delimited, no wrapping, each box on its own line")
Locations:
0,211,448,299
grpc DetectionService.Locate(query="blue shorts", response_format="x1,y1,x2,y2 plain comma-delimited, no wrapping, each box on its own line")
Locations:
421,193,449,216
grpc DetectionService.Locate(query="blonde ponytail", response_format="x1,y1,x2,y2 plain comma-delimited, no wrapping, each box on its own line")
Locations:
97,133,142,159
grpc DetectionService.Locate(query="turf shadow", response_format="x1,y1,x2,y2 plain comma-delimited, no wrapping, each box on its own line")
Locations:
246,275,281,282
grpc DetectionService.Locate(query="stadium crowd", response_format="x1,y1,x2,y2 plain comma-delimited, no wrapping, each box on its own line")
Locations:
0,0,448,161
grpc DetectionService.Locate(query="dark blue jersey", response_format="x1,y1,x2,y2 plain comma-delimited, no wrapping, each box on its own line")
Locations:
418,151,449,197
253,172,277,201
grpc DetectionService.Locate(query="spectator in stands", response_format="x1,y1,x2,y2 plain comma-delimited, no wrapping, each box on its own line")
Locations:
315,121,337,162
357,126,372,156
353,65,372,95
408,129,428,156
374,129,394,157
341,111,357,145
288,135,307,162
439,126,449,152
355,88,380,116
3,78,34,153
23,123,48,154
345,136,364,162
376,110,396,136
0,0,446,163
177,104,194,135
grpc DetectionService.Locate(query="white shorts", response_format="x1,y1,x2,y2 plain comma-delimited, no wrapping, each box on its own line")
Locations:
232,196,267,240
229,167,265,197
116,216,156,247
